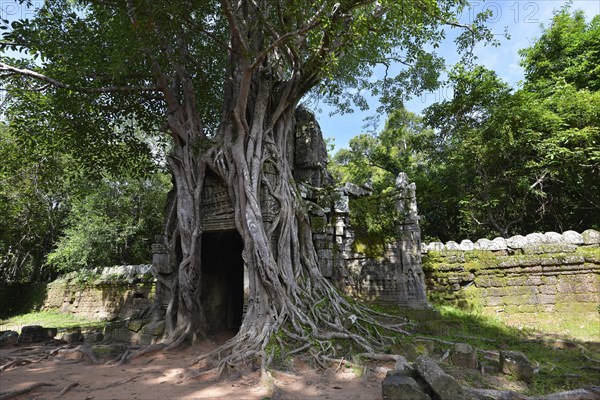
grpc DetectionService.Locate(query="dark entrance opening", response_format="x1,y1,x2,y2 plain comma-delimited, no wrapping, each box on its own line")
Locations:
200,230,244,335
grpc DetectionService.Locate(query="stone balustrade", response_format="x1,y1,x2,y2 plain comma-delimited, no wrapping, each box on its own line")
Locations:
423,229,600,253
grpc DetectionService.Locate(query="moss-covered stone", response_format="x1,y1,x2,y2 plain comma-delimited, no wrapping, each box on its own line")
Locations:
423,243,598,317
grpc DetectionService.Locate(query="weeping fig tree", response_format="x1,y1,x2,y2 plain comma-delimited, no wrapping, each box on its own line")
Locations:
1,0,494,368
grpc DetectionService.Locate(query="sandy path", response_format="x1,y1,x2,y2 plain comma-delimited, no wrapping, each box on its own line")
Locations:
0,342,386,399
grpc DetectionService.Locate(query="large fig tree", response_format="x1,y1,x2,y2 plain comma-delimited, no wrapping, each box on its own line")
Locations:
1,0,492,367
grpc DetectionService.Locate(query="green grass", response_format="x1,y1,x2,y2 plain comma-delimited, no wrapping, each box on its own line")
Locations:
0,310,105,333
418,305,600,396
499,310,600,342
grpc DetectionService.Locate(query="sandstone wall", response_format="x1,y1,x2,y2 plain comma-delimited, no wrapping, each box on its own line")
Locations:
422,230,600,314
43,265,155,320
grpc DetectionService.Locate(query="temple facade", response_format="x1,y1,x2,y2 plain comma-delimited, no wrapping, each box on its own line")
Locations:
151,107,431,332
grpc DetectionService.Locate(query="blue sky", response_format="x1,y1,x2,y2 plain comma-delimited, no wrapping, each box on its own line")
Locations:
316,0,600,152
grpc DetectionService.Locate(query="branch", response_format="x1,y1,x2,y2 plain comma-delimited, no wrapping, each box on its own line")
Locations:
219,0,249,53
0,62,159,94
529,171,548,190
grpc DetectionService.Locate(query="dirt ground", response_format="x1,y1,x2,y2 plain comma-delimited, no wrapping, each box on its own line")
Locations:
0,340,389,400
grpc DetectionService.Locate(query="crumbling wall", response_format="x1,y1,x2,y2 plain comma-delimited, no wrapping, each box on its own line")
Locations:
422,230,600,313
292,108,429,308
43,265,155,320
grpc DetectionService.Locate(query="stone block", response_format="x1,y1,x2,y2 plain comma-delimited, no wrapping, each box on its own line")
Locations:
334,194,350,213
18,325,46,343
152,252,172,274
0,330,18,347
127,319,148,332
382,371,431,400
61,331,83,344
91,343,128,360
108,328,154,345
474,239,493,250
445,241,460,251
445,254,465,264
103,320,127,335
414,356,464,400
507,235,527,249
459,240,474,251
84,331,104,343
492,237,508,250
525,232,545,244
522,243,577,254
562,230,584,245
57,348,84,361
543,232,564,244
391,340,435,361
541,275,558,285
141,320,166,337
538,294,555,304
310,215,328,233
525,275,543,286
539,285,557,295
343,182,371,198
485,296,503,307
506,276,527,286
317,250,333,260
499,350,534,383
450,343,478,369
475,277,491,288
319,257,333,278
582,229,600,245
427,242,445,251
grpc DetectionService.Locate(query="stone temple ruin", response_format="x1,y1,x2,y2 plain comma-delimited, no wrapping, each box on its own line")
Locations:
152,106,430,334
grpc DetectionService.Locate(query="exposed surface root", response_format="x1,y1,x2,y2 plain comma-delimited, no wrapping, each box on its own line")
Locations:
187,299,408,377
0,382,54,400
104,374,143,389
58,382,79,396
534,386,600,400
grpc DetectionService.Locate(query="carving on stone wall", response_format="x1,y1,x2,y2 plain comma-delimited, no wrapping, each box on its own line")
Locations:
395,172,429,308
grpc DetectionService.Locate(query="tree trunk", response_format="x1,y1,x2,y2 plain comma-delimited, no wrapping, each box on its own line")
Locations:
157,53,399,371
153,1,400,370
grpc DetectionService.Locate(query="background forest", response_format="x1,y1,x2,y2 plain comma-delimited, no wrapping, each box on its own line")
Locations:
331,7,599,242
1,6,598,283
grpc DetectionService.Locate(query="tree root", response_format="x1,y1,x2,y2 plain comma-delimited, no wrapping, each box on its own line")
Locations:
578,345,600,364
532,386,600,400
0,382,54,400
104,374,142,389
111,343,166,365
0,359,24,372
321,355,363,371
58,382,79,396
53,344,99,364
0,355,48,372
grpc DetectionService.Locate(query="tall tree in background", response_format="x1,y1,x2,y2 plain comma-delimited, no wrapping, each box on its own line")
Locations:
0,117,169,282
331,6,599,241
0,122,69,282
423,7,599,238
1,0,493,365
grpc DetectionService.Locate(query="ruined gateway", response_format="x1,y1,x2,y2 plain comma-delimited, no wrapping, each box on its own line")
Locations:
152,107,429,334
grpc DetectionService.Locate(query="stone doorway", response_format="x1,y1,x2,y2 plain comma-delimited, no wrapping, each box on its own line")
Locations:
200,230,245,335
